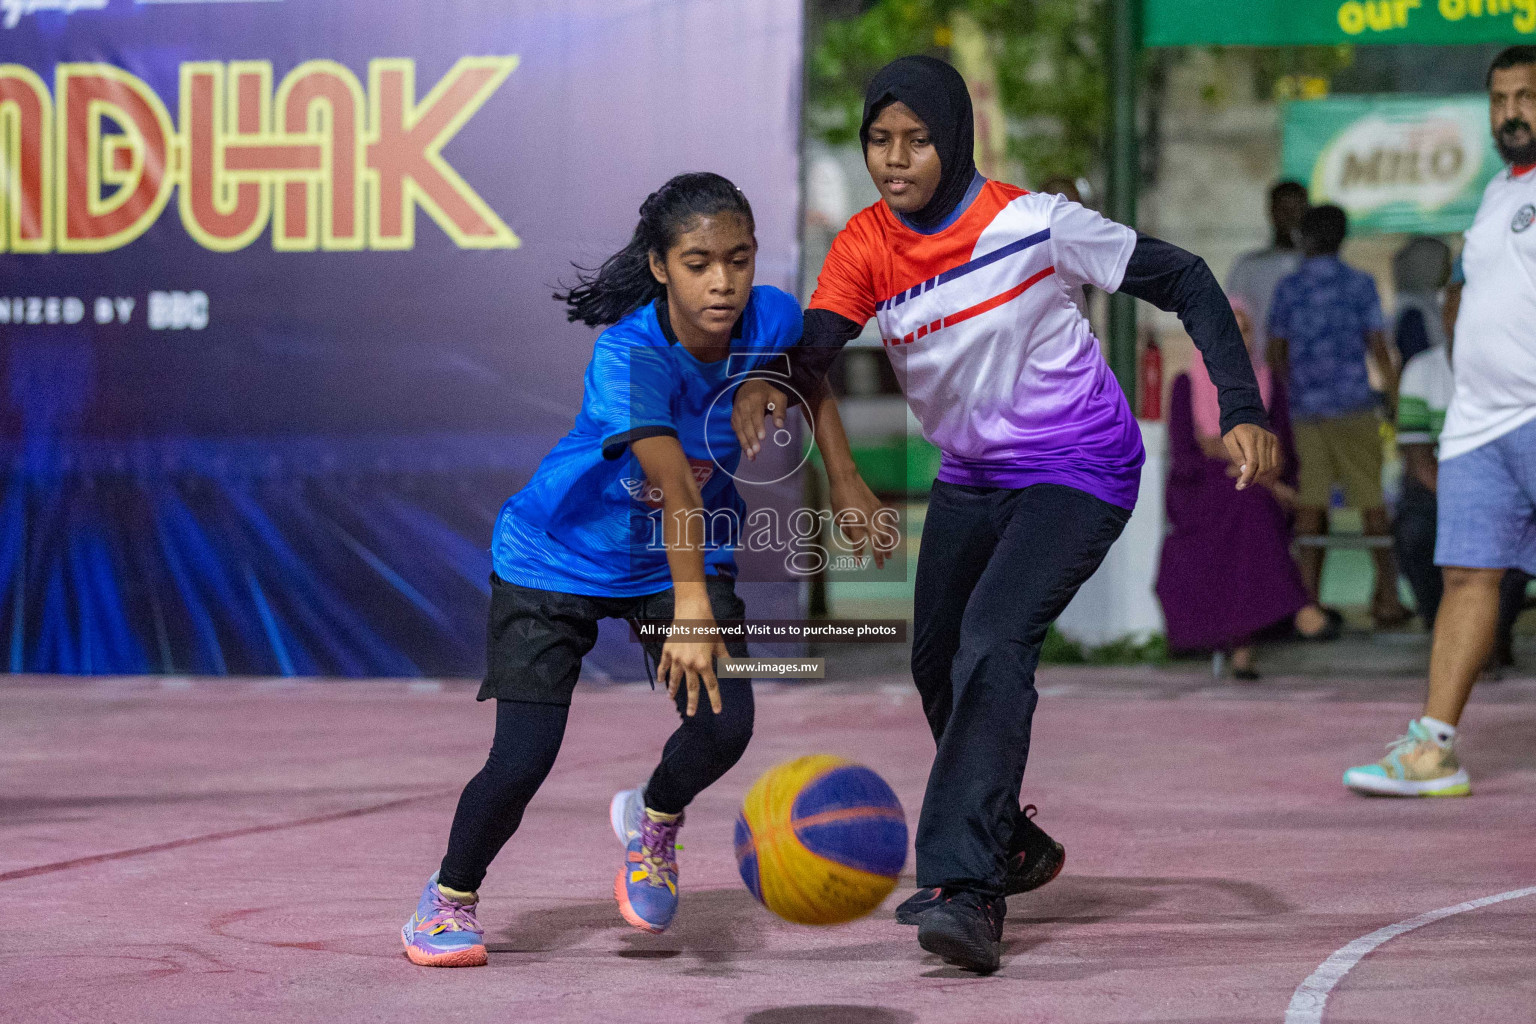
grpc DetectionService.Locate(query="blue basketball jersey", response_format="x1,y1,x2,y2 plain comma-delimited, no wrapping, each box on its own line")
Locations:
493,285,802,597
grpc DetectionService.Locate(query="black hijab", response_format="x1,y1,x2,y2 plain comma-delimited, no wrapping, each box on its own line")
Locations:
859,55,977,231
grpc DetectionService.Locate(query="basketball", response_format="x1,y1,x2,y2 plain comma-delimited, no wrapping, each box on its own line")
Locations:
734,755,908,925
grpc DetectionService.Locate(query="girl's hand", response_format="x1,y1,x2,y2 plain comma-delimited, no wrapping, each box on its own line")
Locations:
1222,423,1281,491
1198,436,1230,462
733,379,789,461
828,470,892,569
659,622,728,717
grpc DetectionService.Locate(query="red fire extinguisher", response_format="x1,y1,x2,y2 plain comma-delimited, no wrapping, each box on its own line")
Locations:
1138,333,1163,421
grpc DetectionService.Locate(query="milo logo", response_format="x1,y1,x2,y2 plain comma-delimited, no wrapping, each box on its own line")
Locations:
1514,204,1536,234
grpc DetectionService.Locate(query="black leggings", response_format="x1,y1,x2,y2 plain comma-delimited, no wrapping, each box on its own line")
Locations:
437,680,754,893
911,482,1129,896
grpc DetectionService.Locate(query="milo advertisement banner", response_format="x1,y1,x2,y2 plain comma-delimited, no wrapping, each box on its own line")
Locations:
0,0,804,676
1282,96,1504,235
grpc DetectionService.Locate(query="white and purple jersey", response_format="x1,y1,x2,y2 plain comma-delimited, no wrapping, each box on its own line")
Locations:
810,179,1144,509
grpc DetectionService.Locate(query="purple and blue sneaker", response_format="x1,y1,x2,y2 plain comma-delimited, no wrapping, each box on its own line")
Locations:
401,872,488,967
611,789,682,933
609,786,645,845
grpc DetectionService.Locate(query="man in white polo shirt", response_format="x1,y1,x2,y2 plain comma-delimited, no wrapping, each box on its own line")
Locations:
1345,45,1536,797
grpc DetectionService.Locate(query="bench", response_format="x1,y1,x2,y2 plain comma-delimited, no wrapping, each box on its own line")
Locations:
1294,534,1394,550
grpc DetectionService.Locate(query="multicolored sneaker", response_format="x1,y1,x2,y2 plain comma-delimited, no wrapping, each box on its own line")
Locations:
401,872,488,967
609,786,645,845
1344,720,1472,797
614,806,682,933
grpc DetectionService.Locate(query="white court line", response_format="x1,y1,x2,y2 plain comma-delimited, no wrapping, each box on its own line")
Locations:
1285,884,1536,1024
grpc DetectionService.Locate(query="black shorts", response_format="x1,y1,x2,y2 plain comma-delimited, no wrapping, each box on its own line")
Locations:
477,573,750,704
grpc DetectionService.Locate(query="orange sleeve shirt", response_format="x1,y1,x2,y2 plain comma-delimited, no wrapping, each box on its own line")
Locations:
808,180,1144,508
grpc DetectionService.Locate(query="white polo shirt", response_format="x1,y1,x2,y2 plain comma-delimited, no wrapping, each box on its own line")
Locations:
1440,163,1536,461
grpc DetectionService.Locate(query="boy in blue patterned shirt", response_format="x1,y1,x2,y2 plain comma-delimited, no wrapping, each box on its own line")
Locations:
1268,204,1409,626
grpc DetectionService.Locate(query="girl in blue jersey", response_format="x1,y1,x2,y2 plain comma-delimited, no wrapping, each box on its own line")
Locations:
400,172,877,966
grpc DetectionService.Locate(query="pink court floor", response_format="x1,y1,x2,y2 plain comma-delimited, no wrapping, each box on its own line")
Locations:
3,668,1534,1024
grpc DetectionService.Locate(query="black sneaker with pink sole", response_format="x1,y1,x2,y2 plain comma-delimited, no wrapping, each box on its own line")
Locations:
894,805,1064,925
917,889,1006,974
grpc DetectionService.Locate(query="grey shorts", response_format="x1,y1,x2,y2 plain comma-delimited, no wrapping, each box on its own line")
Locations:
1436,416,1536,574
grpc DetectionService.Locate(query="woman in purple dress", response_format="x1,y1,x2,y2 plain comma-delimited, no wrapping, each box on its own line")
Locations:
1157,301,1339,679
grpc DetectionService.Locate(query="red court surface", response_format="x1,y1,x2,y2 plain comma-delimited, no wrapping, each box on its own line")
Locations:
3,670,1533,1024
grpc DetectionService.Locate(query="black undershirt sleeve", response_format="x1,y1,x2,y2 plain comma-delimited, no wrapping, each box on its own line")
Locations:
1117,234,1269,435
769,237,1267,434
759,307,865,406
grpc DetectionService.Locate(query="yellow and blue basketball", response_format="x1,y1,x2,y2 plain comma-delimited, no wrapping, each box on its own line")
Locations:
734,755,908,925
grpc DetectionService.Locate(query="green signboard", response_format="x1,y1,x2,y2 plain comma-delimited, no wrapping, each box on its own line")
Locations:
1146,0,1536,47
1282,95,1502,234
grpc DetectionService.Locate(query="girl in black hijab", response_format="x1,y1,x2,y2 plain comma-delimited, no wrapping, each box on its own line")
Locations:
735,56,1277,973
859,55,978,231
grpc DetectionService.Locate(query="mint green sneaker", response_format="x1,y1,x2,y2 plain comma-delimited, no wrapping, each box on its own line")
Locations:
1344,720,1471,797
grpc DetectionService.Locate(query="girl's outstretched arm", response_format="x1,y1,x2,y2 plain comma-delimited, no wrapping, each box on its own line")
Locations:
1117,234,1280,490
807,380,892,569
630,434,728,717
734,309,864,457
732,376,892,569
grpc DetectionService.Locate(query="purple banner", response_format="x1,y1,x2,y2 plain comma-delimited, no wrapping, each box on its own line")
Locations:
0,0,804,676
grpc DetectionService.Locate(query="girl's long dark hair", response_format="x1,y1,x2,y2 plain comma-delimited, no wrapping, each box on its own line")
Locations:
556,172,755,327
